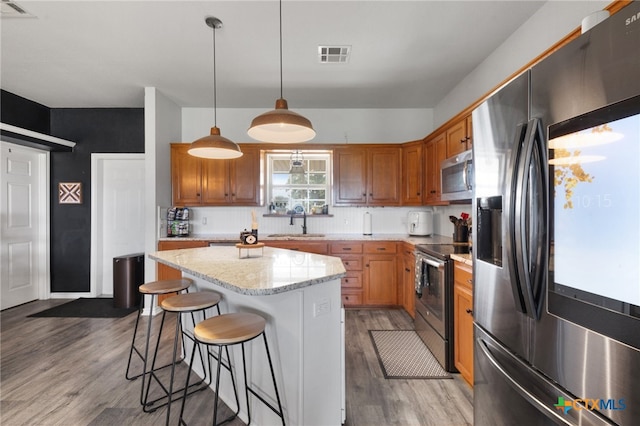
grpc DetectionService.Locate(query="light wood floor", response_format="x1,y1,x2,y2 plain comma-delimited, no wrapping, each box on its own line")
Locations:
1,300,472,425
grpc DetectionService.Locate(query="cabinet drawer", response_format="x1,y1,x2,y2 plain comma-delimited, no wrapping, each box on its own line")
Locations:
330,242,363,254
341,291,363,306
341,272,362,289
363,241,397,254
340,256,363,271
454,261,473,290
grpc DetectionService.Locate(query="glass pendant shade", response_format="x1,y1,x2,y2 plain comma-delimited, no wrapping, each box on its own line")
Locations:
188,126,242,159
248,98,316,143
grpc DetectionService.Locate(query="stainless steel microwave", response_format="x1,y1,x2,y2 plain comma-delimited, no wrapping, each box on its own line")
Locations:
440,149,473,201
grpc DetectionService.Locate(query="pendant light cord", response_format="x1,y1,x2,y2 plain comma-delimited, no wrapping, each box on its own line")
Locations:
212,24,218,127
279,0,283,99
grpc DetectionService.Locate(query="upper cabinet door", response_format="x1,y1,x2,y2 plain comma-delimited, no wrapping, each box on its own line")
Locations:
402,141,423,205
229,147,260,206
201,158,230,205
367,147,401,206
171,144,202,206
446,114,473,157
333,147,368,205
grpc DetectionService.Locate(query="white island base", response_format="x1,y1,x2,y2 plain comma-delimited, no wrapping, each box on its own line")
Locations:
183,274,343,426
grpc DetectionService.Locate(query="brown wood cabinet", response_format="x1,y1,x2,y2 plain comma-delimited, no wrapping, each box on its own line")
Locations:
453,260,473,387
401,141,424,205
400,243,415,318
333,146,401,206
446,114,473,157
330,242,364,307
363,241,398,305
171,143,260,206
424,133,448,205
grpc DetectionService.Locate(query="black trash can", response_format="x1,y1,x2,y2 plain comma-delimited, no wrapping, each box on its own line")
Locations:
113,253,144,308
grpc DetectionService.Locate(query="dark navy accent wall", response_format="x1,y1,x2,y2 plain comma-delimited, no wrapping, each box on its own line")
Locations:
1,90,50,134
50,109,144,292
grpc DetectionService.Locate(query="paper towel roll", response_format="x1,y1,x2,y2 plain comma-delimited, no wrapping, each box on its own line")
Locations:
363,212,372,235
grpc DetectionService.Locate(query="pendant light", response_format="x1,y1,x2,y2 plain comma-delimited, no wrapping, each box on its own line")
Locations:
188,17,242,159
247,0,316,143
289,150,305,174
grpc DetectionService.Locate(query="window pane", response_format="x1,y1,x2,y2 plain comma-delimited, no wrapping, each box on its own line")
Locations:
267,151,331,213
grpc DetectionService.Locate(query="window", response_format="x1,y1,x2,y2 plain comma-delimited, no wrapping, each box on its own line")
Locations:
266,151,331,214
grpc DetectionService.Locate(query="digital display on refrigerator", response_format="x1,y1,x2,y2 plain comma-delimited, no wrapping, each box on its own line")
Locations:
549,96,640,324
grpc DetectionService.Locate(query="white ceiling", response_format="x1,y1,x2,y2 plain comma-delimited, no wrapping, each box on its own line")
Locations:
1,0,546,109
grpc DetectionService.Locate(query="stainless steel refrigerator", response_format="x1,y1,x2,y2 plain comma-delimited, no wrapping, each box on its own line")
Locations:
472,4,640,425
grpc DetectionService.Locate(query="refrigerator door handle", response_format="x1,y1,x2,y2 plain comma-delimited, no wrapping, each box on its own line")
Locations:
509,118,548,319
506,123,529,314
477,336,573,425
477,334,616,426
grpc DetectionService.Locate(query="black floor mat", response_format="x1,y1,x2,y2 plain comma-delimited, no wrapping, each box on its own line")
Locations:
28,298,138,318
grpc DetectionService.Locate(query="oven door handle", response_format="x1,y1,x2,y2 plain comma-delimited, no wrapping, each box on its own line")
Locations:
423,258,444,269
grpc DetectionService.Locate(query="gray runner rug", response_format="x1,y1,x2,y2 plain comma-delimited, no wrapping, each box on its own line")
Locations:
369,330,451,379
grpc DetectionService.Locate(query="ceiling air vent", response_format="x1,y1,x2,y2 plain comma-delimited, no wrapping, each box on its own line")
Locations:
318,46,351,63
0,0,34,18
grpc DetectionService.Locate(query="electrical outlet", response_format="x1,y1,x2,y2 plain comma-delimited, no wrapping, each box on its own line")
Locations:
314,298,331,317
202,217,207,225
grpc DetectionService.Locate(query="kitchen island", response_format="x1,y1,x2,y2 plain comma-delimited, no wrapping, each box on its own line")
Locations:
149,245,346,426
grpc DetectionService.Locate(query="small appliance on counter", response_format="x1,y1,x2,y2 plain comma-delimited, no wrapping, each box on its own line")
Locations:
407,211,433,236
167,207,190,237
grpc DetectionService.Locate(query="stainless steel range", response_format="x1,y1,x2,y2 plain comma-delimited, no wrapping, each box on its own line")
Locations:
414,244,469,372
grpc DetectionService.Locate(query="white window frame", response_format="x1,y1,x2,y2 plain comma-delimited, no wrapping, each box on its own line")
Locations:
265,150,332,214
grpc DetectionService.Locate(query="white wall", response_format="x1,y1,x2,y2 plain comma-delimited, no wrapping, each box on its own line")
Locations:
434,0,610,127
145,87,181,281
182,107,434,144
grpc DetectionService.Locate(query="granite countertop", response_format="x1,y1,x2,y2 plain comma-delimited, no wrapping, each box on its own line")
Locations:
149,245,346,296
159,233,455,245
450,252,473,266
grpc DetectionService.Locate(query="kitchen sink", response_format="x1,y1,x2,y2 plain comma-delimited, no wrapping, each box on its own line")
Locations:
267,233,325,238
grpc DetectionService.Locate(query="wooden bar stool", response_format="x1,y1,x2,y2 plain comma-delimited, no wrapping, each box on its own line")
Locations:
124,278,193,408
153,291,223,425
178,312,285,426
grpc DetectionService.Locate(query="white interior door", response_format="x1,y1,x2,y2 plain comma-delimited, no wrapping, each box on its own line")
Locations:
91,154,145,297
1,142,48,310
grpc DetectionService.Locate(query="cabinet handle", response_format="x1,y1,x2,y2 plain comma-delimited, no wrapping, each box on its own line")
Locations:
376,247,385,251
417,192,421,196
362,193,366,197
365,264,369,267
467,279,472,284
466,308,473,315
196,193,201,196
344,261,350,266
231,193,235,196
430,190,436,194
342,248,352,251
369,193,373,197
345,278,349,283
224,193,228,196
405,268,410,272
